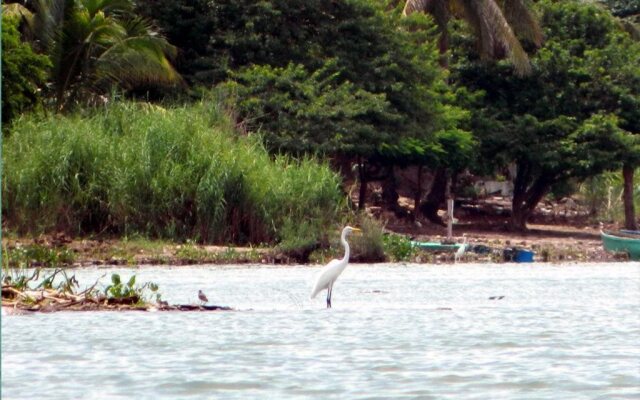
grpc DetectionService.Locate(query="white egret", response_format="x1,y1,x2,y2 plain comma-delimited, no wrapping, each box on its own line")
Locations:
454,234,468,263
310,226,361,308
198,289,209,305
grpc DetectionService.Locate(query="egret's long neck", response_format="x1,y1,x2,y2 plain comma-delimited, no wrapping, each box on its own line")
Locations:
341,231,350,262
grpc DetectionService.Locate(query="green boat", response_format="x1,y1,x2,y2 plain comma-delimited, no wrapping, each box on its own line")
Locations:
411,241,463,252
601,230,640,261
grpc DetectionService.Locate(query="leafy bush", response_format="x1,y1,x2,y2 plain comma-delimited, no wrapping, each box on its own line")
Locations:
383,233,415,262
105,273,160,304
2,244,75,268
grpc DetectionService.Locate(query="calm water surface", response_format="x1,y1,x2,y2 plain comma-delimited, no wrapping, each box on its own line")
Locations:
2,263,639,399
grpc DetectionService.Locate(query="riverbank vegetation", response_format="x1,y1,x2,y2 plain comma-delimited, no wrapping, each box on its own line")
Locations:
2,0,639,263
3,101,343,246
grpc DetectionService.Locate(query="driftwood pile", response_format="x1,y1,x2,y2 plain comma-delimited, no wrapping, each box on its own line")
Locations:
2,283,232,313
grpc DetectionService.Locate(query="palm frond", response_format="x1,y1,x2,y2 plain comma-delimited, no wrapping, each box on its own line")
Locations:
95,47,182,88
620,18,640,41
119,17,177,59
502,0,543,47
462,0,531,75
402,0,535,74
33,0,75,54
403,0,451,25
94,18,181,89
402,0,431,16
2,3,34,21
81,0,133,18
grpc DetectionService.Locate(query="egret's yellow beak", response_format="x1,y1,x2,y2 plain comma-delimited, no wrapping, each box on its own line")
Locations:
352,228,362,233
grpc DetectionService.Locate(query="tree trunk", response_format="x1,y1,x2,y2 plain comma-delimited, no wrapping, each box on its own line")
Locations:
381,166,399,209
510,174,551,231
511,203,529,231
419,168,447,226
358,161,367,210
413,166,423,221
623,164,638,230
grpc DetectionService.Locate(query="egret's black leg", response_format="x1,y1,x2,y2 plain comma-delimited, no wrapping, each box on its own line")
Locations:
326,282,333,308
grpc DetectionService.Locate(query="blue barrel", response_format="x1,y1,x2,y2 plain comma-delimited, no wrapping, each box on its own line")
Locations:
515,249,534,262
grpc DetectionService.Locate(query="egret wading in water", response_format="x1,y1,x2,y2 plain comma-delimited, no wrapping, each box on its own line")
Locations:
310,226,361,308
454,234,468,263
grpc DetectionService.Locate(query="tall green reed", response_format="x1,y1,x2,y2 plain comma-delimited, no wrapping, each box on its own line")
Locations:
3,101,343,244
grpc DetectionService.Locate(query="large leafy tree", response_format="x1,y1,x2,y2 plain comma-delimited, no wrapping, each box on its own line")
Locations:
8,0,180,111
401,0,541,224
455,0,639,230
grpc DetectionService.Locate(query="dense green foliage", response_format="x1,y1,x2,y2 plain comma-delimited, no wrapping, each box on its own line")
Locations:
1,15,51,124
5,0,180,111
223,62,393,157
2,0,638,238
144,0,464,164
454,0,640,228
2,102,343,244
139,0,412,85
218,1,475,209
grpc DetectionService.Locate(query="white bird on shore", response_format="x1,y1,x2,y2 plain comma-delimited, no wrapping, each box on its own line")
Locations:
454,234,468,263
198,290,209,305
310,226,361,308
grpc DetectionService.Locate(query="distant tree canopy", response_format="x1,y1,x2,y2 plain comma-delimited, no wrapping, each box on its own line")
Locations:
454,0,640,229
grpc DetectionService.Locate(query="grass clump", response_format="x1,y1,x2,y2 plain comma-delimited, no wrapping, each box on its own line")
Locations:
2,243,75,267
383,233,415,262
3,101,343,245
350,214,386,262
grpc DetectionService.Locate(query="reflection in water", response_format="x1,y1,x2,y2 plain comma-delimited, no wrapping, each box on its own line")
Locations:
2,264,639,399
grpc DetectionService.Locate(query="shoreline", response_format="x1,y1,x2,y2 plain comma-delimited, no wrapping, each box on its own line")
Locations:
1,221,628,267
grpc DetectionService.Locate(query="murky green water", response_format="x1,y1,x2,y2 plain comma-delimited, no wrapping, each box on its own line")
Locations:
2,263,639,399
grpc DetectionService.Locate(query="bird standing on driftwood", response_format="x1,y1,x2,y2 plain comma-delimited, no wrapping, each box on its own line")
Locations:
198,290,209,305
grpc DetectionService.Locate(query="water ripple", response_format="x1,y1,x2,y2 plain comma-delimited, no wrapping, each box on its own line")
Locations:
2,263,639,399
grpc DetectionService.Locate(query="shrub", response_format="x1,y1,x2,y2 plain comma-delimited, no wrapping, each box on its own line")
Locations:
383,233,415,262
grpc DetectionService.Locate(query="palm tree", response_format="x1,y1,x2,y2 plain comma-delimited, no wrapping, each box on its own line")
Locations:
5,0,181,111
403,0,542,75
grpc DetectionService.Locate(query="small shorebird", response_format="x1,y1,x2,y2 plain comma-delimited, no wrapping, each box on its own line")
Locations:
198,290,209,305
